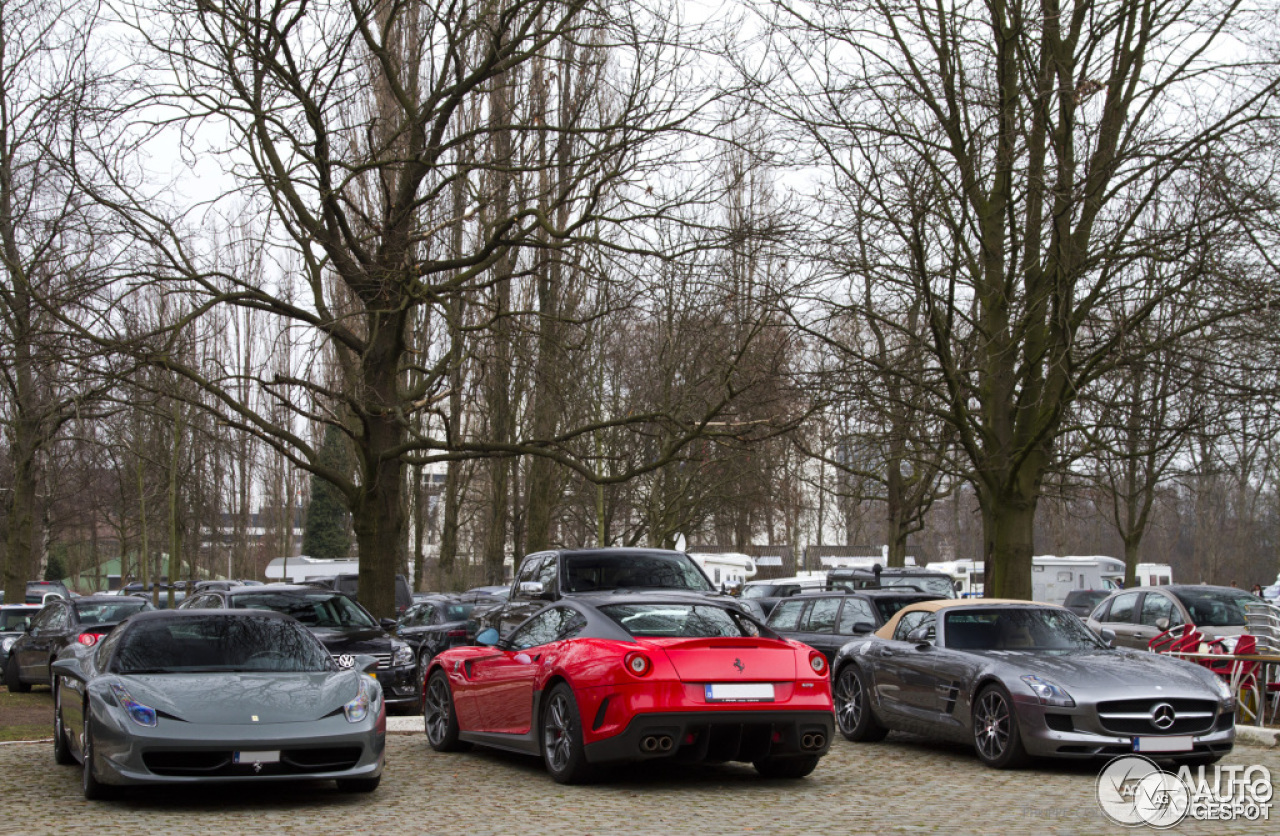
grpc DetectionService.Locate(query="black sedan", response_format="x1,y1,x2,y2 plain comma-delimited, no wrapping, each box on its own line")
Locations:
4,596,155,691
832,599,1234,768
178,585,419,709
0,605,42,671
765,590,945,664
395,596,477,670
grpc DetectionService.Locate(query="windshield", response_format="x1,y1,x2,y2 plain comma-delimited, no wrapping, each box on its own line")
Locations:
0,610,37,631
879,575,957,597
1173,589,1254,627
943,608,1104,651
562,552,713,593
442,603,474,621
230,592,378,629
599,604,763,638
740,585,781,599
112,615,334,673
74,599,153,626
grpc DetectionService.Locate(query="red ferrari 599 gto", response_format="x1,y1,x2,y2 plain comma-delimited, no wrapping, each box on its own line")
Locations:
423,593,834,783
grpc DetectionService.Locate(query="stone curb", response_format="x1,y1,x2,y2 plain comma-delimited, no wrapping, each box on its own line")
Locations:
1236,724,1280,748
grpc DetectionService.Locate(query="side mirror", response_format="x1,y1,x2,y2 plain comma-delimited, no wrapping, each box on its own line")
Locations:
518,581,544,599
51,657,84,682
475,627,501,647
1155,617,1170,632
851,622,876,635
1099,628,1116,649
380,618,398,631
907,626,933,646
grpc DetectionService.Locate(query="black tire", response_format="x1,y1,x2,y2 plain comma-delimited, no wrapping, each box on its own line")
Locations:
753,755,821,779
833,665,888,742
423,669,469,752
541,683,590,784
53,679,74,765
336,775,381,793
972,684,1029,769
82,712,114,800
4,654,30,693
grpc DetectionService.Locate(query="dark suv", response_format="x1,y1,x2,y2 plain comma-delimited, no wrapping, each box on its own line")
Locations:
305,574,413,616
178,585,420,708
825,566,958,598
479,548,742,639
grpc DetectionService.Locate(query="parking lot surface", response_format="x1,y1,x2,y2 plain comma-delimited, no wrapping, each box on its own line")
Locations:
1,728,1277,835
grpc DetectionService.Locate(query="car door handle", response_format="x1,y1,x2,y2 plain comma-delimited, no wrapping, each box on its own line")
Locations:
877,648,895,658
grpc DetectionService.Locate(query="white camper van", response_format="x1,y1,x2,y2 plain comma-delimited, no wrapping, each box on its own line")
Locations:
1133,562,1174,586
688,552,758,590
927,555,1125,603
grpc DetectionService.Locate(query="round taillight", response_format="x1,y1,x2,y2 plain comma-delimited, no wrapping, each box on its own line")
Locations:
809,652,826,674
77,632,99,647
625,652,652,677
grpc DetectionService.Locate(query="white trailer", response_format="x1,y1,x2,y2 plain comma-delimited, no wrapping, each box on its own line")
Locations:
1031,555,1124,604
1133,562,1174,586
688,552,758,590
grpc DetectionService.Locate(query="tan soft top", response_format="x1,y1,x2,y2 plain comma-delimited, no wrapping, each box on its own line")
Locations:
873,598,1065,640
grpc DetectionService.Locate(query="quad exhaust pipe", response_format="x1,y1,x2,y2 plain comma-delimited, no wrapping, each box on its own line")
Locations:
801,733,826,750
640,734,674,753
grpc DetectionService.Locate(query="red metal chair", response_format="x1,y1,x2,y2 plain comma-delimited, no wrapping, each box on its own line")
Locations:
1149,623,1202,654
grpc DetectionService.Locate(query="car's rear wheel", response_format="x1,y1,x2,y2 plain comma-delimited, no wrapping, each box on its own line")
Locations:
423,669,469,752
4,654,30,693
541,683,590,784
53,679,74,765
336,776,381,792
973,684,1029,769
753,755,821,779
81,711,114,800
833,665,887,742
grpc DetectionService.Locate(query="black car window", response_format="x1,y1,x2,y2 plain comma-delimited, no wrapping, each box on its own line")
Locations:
0,610,37,632
31,605,67,636
944,608,1104,651
442,603,474,622
837,598,878,634
112,615,334,673
536,557,558,595
1173,588,1254,627
1106,591,1140,624
231,592,378,629
560,552,713,593
893,610,934,642
1139,593,1182,628
514,555,548,600
509,607,585,650
765,599,806,631
74,600,152,626
601,604,762,638
802,597,841,633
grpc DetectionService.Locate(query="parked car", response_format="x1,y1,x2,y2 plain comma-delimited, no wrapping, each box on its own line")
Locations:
178,585,419,709
424,593,833,783
831,599,1235,768
0,604,43,671
4,595,155,692
1062,589,1111,619
478,548,743,639
765,590,946,664
1085,585,1258,650
50,609,385,798
395,596,478,669
25,580,72,603
737,576,827,618
825,566,959,598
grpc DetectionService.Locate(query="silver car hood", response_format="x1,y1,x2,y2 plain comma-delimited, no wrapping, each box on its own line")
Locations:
978,648,1218,694
118,671,360,725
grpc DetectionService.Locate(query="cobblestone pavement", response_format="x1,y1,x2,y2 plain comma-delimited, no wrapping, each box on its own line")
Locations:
1,728,1277,836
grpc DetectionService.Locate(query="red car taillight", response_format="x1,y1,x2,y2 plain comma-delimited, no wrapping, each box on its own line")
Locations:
77,632,100,647
808,651,827,675
446,629,468,638
624,652,652,677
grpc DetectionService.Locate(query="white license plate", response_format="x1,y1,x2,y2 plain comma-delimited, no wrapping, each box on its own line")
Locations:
233,750,281,764
705,683,775,702
1133,736,1193,753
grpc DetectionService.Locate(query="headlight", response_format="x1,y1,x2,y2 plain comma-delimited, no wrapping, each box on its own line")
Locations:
1,637,14,652
1211,675,1235,709
392,643,415,667
1021,675,1076,707
109,683,158,727
344,677,378,723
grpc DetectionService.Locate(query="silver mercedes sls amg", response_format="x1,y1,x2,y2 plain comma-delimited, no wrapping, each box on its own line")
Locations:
50,609,386,799
831,599,1235,768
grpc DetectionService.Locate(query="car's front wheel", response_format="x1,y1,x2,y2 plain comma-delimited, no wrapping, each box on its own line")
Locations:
753,755,821,779
81,712,114,800
423,669,469,752
541,683,590,784
53,679,74,765
4,654,30,693
833,665,888,742
972,684,1029,769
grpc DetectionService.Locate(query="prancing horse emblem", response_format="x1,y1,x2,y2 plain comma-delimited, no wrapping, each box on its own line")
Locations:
733,658,744,673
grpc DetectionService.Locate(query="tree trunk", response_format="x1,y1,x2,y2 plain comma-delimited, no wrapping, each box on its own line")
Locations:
981,493,1036,600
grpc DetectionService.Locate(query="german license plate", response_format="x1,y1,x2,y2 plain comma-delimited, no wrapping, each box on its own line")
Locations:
705,683,774,702
1133,736,1193,753
233,750,281,764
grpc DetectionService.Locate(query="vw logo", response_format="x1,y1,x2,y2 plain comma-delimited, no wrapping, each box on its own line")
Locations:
1149,702,1176,730
336,654,356,669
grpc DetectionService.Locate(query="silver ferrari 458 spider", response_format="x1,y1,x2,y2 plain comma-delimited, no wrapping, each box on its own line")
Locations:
831,599,1235,768
51,609,385,799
